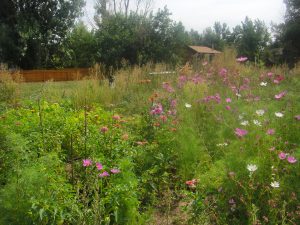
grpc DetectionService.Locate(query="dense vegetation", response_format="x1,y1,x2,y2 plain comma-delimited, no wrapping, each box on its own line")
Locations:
0,51,299,224
1,0,300,70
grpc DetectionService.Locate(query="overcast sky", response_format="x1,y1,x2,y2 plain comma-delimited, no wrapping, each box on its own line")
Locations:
84,0,286,31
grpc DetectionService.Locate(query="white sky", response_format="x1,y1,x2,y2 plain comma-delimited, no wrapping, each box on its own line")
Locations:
83,0,286,31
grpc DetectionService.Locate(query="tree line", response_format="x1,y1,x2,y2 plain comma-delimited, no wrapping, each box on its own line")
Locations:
0,0,299,71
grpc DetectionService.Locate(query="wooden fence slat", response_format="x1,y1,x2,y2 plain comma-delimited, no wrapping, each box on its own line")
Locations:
13,68,90,82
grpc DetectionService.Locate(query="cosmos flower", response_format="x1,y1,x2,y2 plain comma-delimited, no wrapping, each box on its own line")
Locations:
287,156,297,164
185,103,192,108
256,109,265,116
260,82,267,86
236,56,248,62
235,128,248,137
274,91,287,100
110,168,121,174
240,120,249,126
247,164,258,172
83,159,92,167
270,181,280,188
266,129,275,135
253,120,262,126
278,152,286,160
275,112,284,118
96,162,103,170
99,171,110,177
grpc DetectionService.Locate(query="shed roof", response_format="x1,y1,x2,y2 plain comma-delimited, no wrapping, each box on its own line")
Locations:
188,46,221,54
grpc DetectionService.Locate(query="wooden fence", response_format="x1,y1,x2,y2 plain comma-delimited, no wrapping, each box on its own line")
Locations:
17,68,91,82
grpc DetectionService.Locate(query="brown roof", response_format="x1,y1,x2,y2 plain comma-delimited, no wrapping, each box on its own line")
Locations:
188,46,221,54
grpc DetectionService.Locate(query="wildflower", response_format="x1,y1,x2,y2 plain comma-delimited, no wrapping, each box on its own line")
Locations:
260,82,267,86
96,162,103,170
160,115,168,122
219,68,228,76
217,143,228,147
100,126,109,133
99,171,110,177
247,164,258,172
235,128,248,137
112,115,121,120
170,99,177,108
275,112,284,118
226,98,232,103
226,105,231,110
110,168,121,174
267,72,273,77
256,109,265,116
185,179,197,188
150,103,163,115
270,181,280,188
278,152,286,160
238,114,244,120
121,133,129,140
287,156,297,164
185,103,192,108
83,159,92,167
162,82,175,93
294,115,300,121
274,91,287,100
202,61,208,66
240,120,249,126
236,93,242,98
236,56,248,62
253,120,262,126
267,129,275,135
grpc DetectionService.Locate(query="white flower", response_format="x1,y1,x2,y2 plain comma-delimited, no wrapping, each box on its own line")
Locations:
236,93,242,98
256,109,265,116
275,112,284,118
238,114,244,120
185,103,192,108
216,143,228,147
260,82,267,87
270,181,280,188
253,120,262,126
240,120,249,126
247,164,258,172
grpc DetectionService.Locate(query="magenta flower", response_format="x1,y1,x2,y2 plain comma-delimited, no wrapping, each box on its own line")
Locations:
162,82,175,93
267,72,273,77
219,68,228,76
295,115,300,121
83,159,92,167
226,105,231,110
274,91,287,100
278,152,286,160
99,171,110,177
100,126,109,133
112,115,121,120
235,128,248,137
287,156,297,164
150,103,163,115
236,56,248,62
226,98,232,103
170,99,177,108
266,129,275,135
96,162,103,170
110,168,121,174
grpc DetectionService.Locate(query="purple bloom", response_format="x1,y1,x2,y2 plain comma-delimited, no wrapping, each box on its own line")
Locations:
236,56,248,62
267,129,275,135
83,159,92,167
287,156,297,164
110,168,121,174
150,103,163,115
96,162,103,170
278,152,286,160
235,128,248,137
99,171,110,177
295,115,300,121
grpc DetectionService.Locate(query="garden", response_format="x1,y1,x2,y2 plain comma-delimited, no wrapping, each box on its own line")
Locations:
0,50,299,224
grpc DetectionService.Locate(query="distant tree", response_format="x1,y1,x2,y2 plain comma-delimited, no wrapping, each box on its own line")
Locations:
281,0,300,65
232,17,270,61
0,0,84,69
66,22,97,68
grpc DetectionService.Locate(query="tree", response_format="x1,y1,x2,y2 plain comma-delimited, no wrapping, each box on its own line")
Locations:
0,0,85,69
281,0,300,65
232,17,270,61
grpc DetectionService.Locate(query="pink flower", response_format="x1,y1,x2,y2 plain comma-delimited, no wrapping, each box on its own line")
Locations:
275,91,287,100
150,103,163,115
83,159,92,167
162,82,175,93
219,68,228,76
236,56,248,62
287,156,297,164
170,99,177,108
160,115,168,122
110,168,121,174
295,115,300,121
278,152,286,160
235,128,248,137
96,162,103,170
226,105,231,110
202,61,208,66
112,115,121,120
99,171,110,177
267,129,275,135
100,126,109,133
267,72,273,78
226,98,232,103
185,179,198,188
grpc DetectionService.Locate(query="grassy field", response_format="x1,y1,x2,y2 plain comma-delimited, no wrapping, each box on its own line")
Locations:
0,52,299,224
